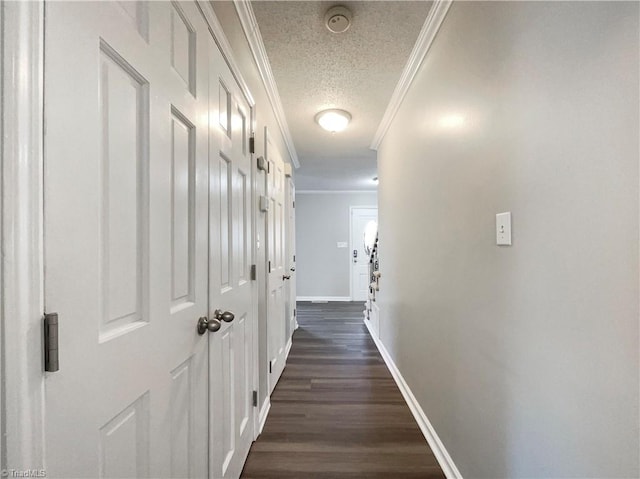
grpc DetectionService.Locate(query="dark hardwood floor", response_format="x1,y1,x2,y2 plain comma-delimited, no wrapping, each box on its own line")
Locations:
240,301,445,479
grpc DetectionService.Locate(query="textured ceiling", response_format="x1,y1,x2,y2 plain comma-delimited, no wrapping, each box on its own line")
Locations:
251,1,433,190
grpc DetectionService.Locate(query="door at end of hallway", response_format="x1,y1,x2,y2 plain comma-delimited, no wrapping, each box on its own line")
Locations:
350,206,377,302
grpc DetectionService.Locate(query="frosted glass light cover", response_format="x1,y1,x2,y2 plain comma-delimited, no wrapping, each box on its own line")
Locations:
315,109,351,133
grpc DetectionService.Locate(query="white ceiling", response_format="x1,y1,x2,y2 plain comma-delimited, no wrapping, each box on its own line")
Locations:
251,1,433,191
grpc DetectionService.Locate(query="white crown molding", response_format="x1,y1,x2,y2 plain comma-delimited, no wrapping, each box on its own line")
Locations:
296,190,378,194
364,319,463,479
370,0,453,150
196,0,255,107
233,0,300,169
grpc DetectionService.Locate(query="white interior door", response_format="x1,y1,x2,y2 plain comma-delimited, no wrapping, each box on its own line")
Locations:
44,2,210,477
285,178,297,335
207,36,255,479
350,207,378,301
266,132,287,392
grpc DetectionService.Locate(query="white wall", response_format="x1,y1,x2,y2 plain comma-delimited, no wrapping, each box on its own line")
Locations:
377,2,639,478
296,192,377,300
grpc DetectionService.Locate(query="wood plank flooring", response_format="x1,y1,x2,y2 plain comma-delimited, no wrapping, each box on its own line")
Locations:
240,301,445,479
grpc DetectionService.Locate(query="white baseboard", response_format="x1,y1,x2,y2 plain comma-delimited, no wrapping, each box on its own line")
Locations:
296,296,352,302
257,338,292,438
285,336,292,360
258,397,271,435
364,319,463,479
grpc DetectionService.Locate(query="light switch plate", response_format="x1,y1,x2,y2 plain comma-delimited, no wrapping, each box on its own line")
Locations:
496,212,512,246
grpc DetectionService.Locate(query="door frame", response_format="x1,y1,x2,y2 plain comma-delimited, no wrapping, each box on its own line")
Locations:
349,206,378,301
1,0,46,470
0,0,263,469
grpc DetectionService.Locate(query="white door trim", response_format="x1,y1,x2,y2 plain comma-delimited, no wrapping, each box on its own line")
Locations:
1,3,3,469
1,0,46,470
249,111,261,441
349,206,377,301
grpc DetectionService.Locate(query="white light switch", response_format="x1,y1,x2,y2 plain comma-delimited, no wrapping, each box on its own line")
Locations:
496,212,512,246
337,242,348,248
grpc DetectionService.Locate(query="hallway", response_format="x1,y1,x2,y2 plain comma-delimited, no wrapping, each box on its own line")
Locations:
241,302,444,479
2,1,638,477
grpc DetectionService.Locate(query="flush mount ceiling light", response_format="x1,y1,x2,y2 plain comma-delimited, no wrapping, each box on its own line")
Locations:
315,109,351,133
324,6,352,33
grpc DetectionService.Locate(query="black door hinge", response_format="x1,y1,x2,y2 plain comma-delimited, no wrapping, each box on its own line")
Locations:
268,260,271,273
44,312,59,372
293,255,296,262
294,308,296,317
269,361,272,373
250,264,256,280
249,133,255,154
252,390,258,407
293,201,295,208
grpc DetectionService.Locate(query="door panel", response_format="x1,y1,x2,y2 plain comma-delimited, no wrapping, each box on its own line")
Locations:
99,40,149,340
44,2,209,477
266,133,287,392
170,108,196,312
208,36,255,479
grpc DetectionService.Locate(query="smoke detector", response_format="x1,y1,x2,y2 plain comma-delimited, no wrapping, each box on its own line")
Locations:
324,6,352,33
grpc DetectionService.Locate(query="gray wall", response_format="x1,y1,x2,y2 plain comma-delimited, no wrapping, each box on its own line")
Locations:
377,2,639,478
296,192,377,299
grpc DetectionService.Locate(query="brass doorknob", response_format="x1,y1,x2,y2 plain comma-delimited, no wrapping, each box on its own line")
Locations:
214,309,235,323
197,316,221,335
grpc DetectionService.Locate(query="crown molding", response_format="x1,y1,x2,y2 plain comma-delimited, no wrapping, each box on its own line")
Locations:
233,0,300,169
370,0,453,151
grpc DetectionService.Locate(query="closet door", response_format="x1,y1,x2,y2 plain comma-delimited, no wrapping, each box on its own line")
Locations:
207,34,256,479
266,132,287,392
285,177,297,336
44,2,210,477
